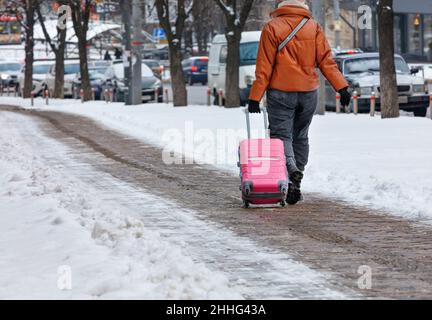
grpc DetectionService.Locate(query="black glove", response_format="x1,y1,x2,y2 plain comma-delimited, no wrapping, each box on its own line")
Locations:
338,87,351,107
248,100,261,113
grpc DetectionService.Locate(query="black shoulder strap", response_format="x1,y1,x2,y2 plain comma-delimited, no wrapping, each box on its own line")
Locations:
277,17,310,53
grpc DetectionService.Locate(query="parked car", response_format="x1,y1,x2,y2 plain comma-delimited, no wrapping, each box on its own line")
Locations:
44,60,80,98
102,62,163,103
71,67,106,100
408,63,432,93
0,60,22,89
143,59,163,79
182,56,208,85
325,52,430,117
17,61,53,96
208,31,260,106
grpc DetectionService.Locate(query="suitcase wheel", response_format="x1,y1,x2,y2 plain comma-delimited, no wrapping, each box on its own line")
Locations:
243,200,250,209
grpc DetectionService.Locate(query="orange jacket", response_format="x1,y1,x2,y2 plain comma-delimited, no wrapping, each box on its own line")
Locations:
249,6,348,102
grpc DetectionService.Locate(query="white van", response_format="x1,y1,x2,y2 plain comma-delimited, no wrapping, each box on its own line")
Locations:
208,31,261,106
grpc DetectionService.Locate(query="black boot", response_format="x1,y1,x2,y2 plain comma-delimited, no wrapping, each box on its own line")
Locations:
287,171,303,205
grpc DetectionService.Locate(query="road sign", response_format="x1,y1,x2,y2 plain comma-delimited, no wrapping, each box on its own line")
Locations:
153,28,166,42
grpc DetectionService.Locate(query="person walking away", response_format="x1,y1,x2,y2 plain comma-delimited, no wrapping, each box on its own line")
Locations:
104,50,112,61
248,0,351,205
114,48,122,60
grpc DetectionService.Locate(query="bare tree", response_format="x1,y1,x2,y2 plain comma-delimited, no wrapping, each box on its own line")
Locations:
67,0,92,101
36,1,67,98
191,0,215,55
214,0,255,108
378,0,399,118
155,0,194,107
2,0,40,97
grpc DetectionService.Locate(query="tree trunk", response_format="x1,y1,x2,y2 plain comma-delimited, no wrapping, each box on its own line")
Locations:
76,37,92,101
53,27,66,98
225,30,241,108
23,1,34,99
155,0,190,107
214,0,255,108
169,42,188,106
378,0,399,119
70,1,92,101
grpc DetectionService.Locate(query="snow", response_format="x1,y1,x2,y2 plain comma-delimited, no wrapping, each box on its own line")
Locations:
0,111,242,299
2,97,432,224
0,107,351,299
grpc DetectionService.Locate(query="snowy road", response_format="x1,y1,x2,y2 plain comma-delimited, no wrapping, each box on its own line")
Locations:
3,105,432,299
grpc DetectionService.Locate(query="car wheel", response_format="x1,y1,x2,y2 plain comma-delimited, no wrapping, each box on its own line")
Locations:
188,76,194,86
413,107,427,117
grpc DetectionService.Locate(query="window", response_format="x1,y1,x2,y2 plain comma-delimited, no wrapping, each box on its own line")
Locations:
240,42,259,66
64,64,80,75
194,59,208,67
0,63,21,72
33,64,51,74
219,45,227,64
344,57,410,74
407,13,423,56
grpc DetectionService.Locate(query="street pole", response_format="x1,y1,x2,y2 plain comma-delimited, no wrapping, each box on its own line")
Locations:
131,0,142,105
121,0,132,105
311,0,326,115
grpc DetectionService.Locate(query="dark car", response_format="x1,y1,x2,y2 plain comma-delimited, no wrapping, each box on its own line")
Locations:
182,57,208,85
72,67,107,100
102,63,163,103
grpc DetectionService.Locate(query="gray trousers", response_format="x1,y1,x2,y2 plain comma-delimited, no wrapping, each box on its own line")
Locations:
266,88,318,175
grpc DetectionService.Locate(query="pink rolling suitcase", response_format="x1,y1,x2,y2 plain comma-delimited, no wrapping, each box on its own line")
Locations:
239,108,288,208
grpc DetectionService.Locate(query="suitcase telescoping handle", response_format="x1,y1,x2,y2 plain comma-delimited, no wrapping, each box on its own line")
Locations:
244,106,269,140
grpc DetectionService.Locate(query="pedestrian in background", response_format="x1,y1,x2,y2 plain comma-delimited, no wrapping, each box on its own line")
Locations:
114,48,122,60
104,50,112,61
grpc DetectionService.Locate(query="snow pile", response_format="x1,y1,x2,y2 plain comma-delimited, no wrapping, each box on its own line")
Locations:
2,97,432,222
0,111,241,299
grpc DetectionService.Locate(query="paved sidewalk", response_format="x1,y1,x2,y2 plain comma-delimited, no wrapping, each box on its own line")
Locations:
3,105,432,298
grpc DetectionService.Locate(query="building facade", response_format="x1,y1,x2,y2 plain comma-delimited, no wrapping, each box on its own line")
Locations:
339,0,432,62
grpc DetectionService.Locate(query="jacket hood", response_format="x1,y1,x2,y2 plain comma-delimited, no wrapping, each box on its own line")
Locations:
270,5,312,19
